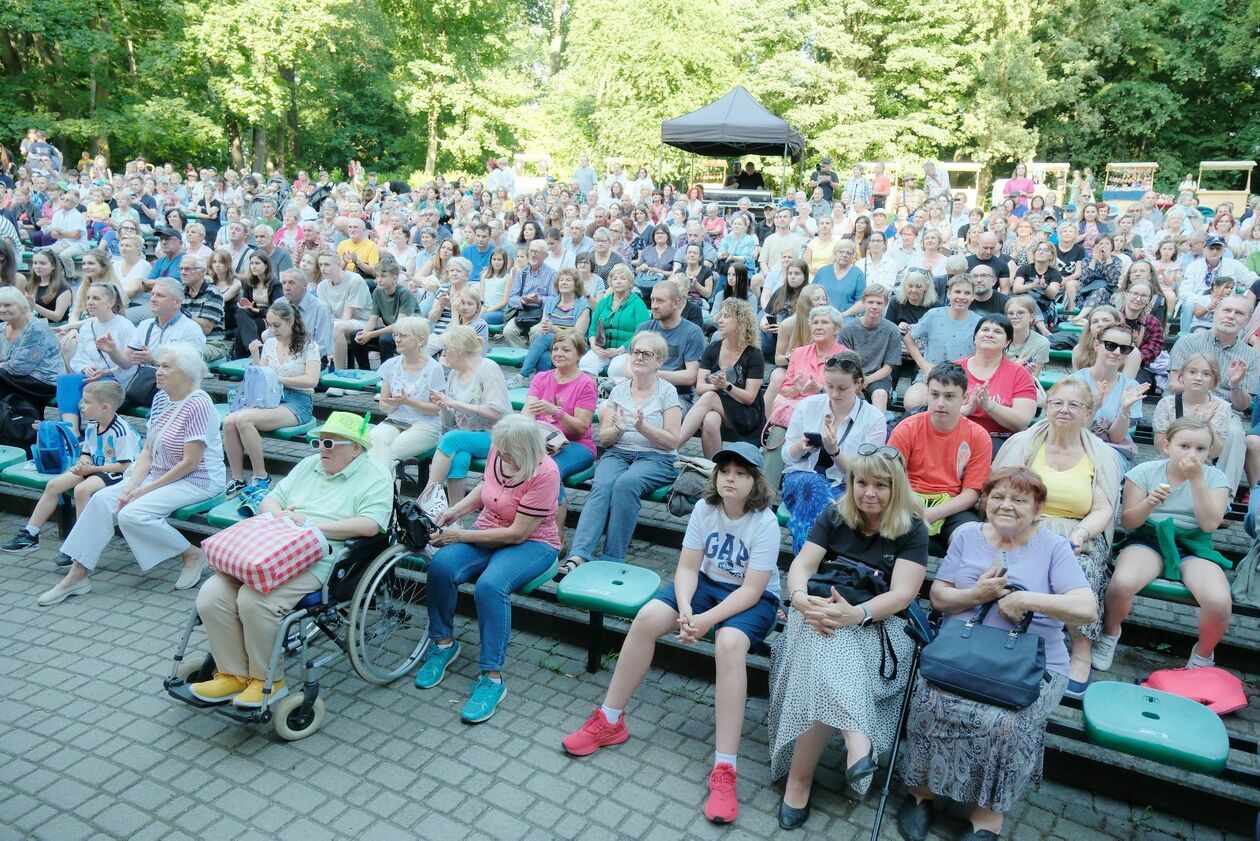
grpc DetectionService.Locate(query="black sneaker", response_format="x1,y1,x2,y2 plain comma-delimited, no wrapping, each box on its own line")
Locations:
1,529,38,554
54,553,72,567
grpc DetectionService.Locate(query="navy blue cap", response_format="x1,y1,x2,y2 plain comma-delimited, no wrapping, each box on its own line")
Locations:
714,441,764,471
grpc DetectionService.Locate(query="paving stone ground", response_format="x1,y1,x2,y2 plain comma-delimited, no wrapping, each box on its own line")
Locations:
0,510,1246,840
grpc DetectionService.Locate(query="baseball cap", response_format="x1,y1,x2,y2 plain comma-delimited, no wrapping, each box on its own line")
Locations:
154,226,181,239
820,156,832,165
714,441,764,472
1206,235,1226,248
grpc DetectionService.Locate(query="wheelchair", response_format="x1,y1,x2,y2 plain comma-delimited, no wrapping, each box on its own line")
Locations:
163,477,439,740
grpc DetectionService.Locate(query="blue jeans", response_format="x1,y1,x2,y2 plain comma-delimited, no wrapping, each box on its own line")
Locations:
569,448,677,563
551,442,595,503
437,430,492,480
484,310,505,326
521,333,556,377
55,373,89,418
426,539,559,671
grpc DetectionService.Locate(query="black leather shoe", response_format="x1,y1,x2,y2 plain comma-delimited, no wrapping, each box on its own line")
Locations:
844,746,878,788
958,830,1000,841
777,798,810,831
896,797,933,841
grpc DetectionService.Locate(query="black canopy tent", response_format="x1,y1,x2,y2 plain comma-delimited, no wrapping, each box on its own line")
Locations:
660,86,805,194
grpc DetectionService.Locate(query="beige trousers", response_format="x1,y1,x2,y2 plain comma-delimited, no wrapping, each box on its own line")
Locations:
196,570,323,680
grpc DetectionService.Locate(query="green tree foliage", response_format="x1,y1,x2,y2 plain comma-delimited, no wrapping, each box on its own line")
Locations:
0,0,1254,194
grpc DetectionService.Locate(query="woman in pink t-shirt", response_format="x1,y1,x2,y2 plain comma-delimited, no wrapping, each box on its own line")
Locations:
955,314,1038,452
524,330,597,531
417,416,561,724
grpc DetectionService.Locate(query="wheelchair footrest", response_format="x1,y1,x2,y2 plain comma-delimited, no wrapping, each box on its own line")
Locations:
164,679,269,723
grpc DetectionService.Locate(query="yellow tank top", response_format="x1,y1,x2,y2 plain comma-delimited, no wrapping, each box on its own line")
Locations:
808,237,838,273
1034,446,1094,519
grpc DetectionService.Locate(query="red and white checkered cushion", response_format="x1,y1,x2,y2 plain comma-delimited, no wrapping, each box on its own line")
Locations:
203,513,330,594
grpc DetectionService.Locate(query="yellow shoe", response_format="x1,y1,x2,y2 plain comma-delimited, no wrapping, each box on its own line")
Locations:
189,673,248,704
232,678,288,709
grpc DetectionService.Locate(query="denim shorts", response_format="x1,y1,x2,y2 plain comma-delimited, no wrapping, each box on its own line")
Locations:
280,390,314,426
653,573,779,645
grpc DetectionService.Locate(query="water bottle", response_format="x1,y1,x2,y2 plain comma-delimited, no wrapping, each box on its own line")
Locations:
227,386,237,409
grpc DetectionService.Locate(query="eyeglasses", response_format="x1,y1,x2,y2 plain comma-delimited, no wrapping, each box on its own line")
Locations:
857,443,902,461
629,349,659,359
309,438,354,450
1126,291,1151,300
826,356,861,372
1100,339,1132,353
1046,399,1087,413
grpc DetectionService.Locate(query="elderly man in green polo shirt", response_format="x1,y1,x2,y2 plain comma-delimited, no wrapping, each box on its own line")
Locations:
191,411,393,709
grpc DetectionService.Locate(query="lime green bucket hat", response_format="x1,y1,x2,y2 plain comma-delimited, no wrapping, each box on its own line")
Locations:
312,411,373,449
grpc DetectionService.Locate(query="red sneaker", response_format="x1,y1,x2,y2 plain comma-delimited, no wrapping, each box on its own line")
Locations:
561,708,629,756
704,762,739,823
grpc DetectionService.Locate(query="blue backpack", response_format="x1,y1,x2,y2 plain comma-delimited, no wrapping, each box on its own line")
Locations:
230,364,283,411
32,420,81,475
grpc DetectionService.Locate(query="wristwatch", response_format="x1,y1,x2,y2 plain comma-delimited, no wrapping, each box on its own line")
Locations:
725,382,733,393
859,604,874,627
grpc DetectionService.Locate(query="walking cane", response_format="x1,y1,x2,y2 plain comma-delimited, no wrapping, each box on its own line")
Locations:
871,600,935,841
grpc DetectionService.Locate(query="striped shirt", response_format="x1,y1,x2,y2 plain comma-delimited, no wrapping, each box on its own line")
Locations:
1169,329,1260,404
146,390,225,489
473,447,561,550
83,416,142,482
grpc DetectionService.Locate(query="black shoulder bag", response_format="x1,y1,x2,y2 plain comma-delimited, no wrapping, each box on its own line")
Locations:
122,322,159,411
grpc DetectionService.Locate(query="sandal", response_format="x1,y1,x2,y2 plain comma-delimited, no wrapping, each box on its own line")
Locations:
555,556,586,580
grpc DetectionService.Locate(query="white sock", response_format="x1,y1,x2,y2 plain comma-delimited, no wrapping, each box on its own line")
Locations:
23,525,39,537
714,752,737,769
435,640,453,650
486,674,502,684
601,705,622,724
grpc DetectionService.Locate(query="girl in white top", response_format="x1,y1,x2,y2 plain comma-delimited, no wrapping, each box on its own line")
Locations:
223,299,321,496
368,316,447,465
113,233,152,302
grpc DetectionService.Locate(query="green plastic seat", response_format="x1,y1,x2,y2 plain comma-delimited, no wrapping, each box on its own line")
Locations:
518,558,560,595
1139,577,1196,606
643,485,670,503
131,406,150,418
509,386,529,411
206,497,248,528
270,419,318,441
1058,322,1083,334
488,323,504,336
557,561,662,621
215,358,251,379
1,460,54,490
776,502,789,527
0,445,27,471
563,464,597,488
1039,369,1068,390
487,346,528,367
1048,349,1073,363
173,492,227,521
320,369,381,390
469,457,488,474
1082,682,1229,774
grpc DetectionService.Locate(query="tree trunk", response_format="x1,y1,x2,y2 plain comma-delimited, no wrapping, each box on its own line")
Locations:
252,124,268,173
424,107,438,177
548,0,566,77
281,65,299,167
0,32,24,77
227,116,244,170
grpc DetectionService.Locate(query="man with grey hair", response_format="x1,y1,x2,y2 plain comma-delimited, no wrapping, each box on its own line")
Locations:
923,161,951,202
502,241,557,347
813,240,866,319
671,221,718,272
179,255,230,361
109,279,206,410
276,268,334,362
253,223,294,275
966,231,1015,293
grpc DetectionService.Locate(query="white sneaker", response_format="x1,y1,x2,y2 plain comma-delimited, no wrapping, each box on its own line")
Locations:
326,387,346,397
1186,644,1215,669
175,555,206,590
1091,630,1120,672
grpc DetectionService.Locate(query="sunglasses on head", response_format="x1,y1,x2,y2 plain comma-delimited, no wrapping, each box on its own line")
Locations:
826,355,861,372
1100,339,1132,353
309,438,354,450
857,443,902,461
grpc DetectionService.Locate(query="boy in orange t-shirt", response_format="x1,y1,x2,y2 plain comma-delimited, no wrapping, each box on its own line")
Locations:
889,362,992,545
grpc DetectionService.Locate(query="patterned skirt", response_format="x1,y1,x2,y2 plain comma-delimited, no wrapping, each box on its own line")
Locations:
899,672,1068,814
1041,517,1110,641
767,610,914,795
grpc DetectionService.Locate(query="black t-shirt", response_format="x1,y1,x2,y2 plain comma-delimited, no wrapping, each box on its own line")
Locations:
885,300,934,327
966,254,1011,282
701,342,764,392
736,171,766,190
1015,262,1063,290
807,513,929,577
812,169,840,202
1055,243,1086,277
970,291,1009,314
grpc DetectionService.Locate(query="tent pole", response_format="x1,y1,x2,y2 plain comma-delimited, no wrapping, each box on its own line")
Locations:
781,144,788,202
658,144,664,188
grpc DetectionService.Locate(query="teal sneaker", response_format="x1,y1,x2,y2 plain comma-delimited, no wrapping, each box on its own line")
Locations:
460,675,507,723
414,641,460,689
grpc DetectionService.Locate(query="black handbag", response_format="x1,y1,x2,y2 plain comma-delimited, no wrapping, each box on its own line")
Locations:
807,554,889,604
0,394,38,448
919,589,1047,709
123,366,158,411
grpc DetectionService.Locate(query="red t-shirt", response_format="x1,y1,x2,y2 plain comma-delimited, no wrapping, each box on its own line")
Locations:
889,411,992,496
954,356,1037,435
473,447,562,549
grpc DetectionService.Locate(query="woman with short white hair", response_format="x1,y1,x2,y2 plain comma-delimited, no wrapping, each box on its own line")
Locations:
37,343,225,605
0,284,65,413
415,414,562,723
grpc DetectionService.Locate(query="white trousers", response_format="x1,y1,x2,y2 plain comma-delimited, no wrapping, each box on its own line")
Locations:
1218,413,1247,491
60,476,217,572
367,421,442,465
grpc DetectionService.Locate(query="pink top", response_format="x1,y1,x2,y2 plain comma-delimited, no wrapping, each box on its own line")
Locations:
1004,177,1036,208
783,340,847,392
955,355,1037,435
528,370,598,457
474,447,561,549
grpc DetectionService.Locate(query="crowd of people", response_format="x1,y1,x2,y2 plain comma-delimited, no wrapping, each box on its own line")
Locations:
4,139,1259,836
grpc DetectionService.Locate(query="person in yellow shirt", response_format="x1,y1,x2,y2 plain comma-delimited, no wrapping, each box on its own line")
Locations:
336,218,380,278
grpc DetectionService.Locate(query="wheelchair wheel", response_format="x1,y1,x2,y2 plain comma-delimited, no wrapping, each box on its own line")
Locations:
347,544,430,685
271,692,326,741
